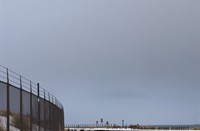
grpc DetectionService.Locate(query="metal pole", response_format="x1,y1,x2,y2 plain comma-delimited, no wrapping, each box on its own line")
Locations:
62,108,64,130
37,83,40,131
44,89,46,131
30,81,32,131
52,96,55,131
6,68,10,131
20,76,23,131
48,93,51,131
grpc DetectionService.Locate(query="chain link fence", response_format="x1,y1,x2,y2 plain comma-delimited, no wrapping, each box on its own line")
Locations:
0,65,64,131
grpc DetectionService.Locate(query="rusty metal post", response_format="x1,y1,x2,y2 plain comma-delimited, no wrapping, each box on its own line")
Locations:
44,89,46,131
6,68,10,131
30,81,32,131
48,93,51,131
37,83,40,131
20,76,23,131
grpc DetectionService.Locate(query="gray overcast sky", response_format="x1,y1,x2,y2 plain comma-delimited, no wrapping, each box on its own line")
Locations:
0,0,200,125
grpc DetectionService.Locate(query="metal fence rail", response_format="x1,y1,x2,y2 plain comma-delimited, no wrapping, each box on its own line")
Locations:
0,65,64,131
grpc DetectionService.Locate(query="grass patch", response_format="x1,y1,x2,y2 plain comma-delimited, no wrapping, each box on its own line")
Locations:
0,110,7,117
0,126,5,131
192,127,200,130
12,114,30,130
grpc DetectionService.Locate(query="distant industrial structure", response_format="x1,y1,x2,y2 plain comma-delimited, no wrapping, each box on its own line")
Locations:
65,124,200,131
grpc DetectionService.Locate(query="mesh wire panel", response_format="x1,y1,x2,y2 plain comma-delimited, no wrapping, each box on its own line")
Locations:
52,105,56,130
9,85,20,129
45,99,50,130
40,98,44,131
49,101,54,131
0,82,7,130
61,109,64,130
32,94,39,130
55,106,60,130
0,82,7,111
22,90,31,130
0,66,64,131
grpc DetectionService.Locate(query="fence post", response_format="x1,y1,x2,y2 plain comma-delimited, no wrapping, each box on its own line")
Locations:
62,109,64,130
52,95,55,131
44,89,46,131
30,81,32,131
37,83,40,131
1,67,64,131
48,93,51,131
6,68,10,131
20,76,23,131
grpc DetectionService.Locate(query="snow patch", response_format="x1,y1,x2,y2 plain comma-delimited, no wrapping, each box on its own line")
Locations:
0,115,20,131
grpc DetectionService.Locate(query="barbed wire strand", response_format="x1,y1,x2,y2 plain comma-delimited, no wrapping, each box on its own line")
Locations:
0,65,63,109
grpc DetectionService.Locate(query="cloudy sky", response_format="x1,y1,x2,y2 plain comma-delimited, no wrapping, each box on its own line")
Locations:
0,0,200,125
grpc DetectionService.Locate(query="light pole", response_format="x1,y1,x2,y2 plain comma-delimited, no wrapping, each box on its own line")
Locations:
100,118,103,127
